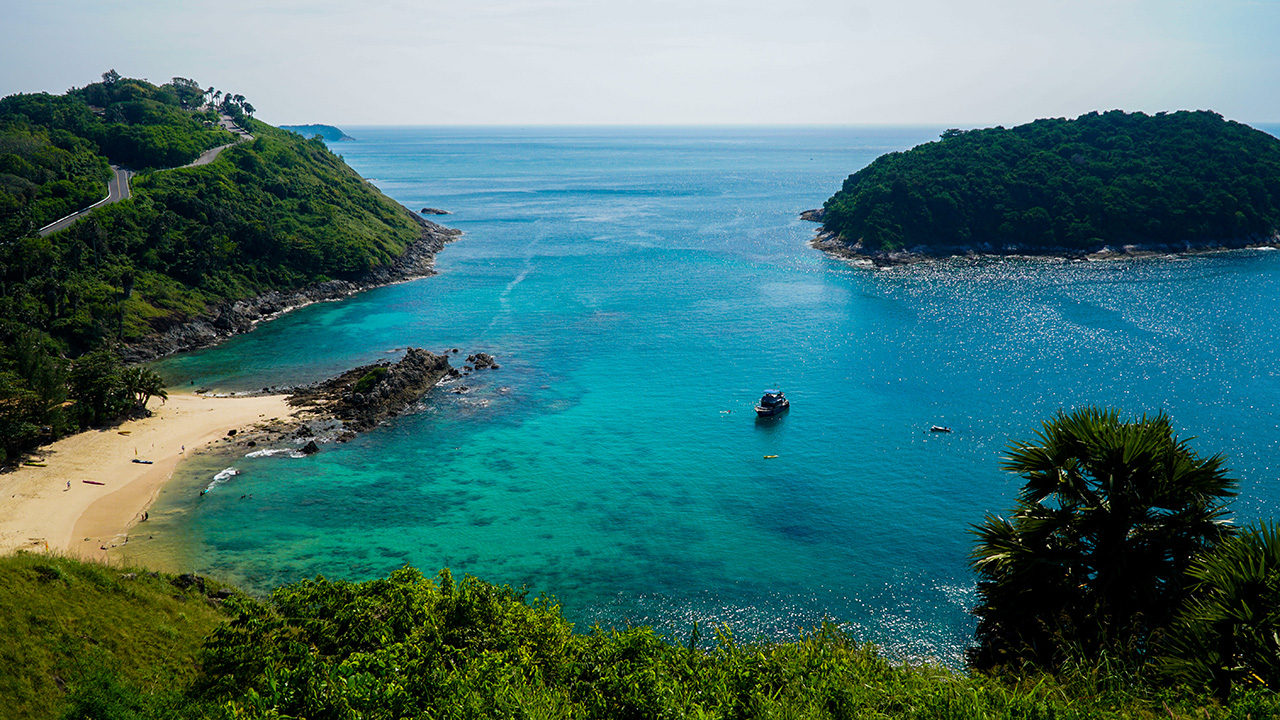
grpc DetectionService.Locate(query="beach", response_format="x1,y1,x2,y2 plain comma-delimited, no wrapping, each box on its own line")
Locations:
0,392,294,561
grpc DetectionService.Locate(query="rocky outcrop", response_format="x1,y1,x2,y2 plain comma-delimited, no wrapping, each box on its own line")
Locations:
121,217,460,363
420,207,450,215
466,352,498,370
287,347,454,437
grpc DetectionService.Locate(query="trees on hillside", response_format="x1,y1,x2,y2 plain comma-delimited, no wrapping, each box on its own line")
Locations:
970,407,1238,670
821,110,1280,254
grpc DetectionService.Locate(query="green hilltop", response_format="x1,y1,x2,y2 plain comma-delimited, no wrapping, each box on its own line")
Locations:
0,73,446,464
279,123,356,142
817,110,1280,258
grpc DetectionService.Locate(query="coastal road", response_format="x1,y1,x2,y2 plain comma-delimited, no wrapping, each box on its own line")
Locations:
37,113,252,236
37,165,133,237
182,114,254,168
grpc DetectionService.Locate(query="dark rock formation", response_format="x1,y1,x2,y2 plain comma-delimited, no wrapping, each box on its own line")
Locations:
420,207,451,215
121,218,461,363
288,348,453,437
300,440,320,455
466,352,498,369
800,208,825,222
171,573,206,593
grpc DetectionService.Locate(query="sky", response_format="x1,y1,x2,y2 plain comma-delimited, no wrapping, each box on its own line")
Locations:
2,0,1278,127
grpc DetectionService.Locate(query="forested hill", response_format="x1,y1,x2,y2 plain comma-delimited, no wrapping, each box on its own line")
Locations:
279,124,355,141
816,110,1280,258
0,73,450,464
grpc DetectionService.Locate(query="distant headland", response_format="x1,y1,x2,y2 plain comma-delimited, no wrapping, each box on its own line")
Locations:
809,110,1280,265
279,123,355,141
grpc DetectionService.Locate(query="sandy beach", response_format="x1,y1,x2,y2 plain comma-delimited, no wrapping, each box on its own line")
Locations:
0,392,294,561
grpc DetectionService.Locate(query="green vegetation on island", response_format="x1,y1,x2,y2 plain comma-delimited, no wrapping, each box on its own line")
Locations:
279,124,356,142
817,110,1280,258
7,409,1280,719
0,73,445,464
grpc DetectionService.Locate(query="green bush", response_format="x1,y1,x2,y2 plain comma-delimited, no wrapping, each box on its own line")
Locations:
352,366,387,394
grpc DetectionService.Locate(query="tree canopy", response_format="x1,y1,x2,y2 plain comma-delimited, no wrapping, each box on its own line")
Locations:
970,407,1238,670
820,110,1280,255
0,73,428,463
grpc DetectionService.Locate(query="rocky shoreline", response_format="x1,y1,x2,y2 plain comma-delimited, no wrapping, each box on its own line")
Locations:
802,209,1280,267
121,215,460,363
206,347,503,455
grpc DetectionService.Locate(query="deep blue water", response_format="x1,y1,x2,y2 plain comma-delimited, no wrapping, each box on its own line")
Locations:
138,126,1280,664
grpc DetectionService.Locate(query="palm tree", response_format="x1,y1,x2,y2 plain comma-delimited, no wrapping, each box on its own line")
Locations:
969,407,1237,670
120,366,168,414
1159,522,1280,699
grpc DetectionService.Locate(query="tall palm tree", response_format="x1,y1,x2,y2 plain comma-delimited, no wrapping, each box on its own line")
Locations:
969,407,1237,670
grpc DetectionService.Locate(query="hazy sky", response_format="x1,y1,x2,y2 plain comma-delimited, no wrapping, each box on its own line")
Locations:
3,0,1278,127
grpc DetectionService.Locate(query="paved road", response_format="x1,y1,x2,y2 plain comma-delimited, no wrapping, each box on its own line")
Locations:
37,166,133,237
37,113,252,237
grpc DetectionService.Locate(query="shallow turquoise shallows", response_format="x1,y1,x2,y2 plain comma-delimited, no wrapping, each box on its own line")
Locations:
142,126,1280,664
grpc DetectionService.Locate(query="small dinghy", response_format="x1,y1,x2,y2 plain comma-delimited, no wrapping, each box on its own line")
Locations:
930,425,952,433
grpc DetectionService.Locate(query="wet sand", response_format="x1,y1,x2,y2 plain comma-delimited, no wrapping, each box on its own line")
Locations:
0,392,294,561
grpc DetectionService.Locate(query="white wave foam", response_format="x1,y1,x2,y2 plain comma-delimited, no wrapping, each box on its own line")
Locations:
245,447,306,459
205,467,240,492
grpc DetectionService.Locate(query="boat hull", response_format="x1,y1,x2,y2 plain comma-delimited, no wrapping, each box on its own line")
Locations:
755,401,790,417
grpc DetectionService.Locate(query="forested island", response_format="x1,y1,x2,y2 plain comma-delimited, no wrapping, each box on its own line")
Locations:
279,123,355,142
812,110,1280,263
0,73,455,464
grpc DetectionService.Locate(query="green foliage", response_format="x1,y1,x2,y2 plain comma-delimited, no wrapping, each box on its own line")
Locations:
66,345,129,426
0,73,427,462
0,121,112,236
970,407,1238,670
822,110,1280,253
191,566,1280,719
5,554,1280,719
1158,522,1280,699
352,366,388,394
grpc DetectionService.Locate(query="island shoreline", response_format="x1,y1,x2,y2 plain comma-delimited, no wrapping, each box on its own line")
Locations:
804,212,1280,268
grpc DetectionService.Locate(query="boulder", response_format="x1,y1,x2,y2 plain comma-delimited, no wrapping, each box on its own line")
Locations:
301,440,321,455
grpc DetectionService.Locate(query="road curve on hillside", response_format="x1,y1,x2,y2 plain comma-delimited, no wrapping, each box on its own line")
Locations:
38,166,133,237
37,114,253,237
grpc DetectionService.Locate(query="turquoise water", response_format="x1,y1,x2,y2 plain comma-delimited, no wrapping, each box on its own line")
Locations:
142,126,1280,664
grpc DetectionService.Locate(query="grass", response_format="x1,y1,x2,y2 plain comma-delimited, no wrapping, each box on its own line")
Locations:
0,552,230,720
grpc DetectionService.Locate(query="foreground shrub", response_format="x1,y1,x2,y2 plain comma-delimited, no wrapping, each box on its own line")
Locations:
1159,521,1280,699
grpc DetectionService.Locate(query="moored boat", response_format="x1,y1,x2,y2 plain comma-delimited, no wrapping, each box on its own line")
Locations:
755,389,789,417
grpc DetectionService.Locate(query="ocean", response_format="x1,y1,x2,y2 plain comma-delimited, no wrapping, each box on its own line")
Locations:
135,125,1280,665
